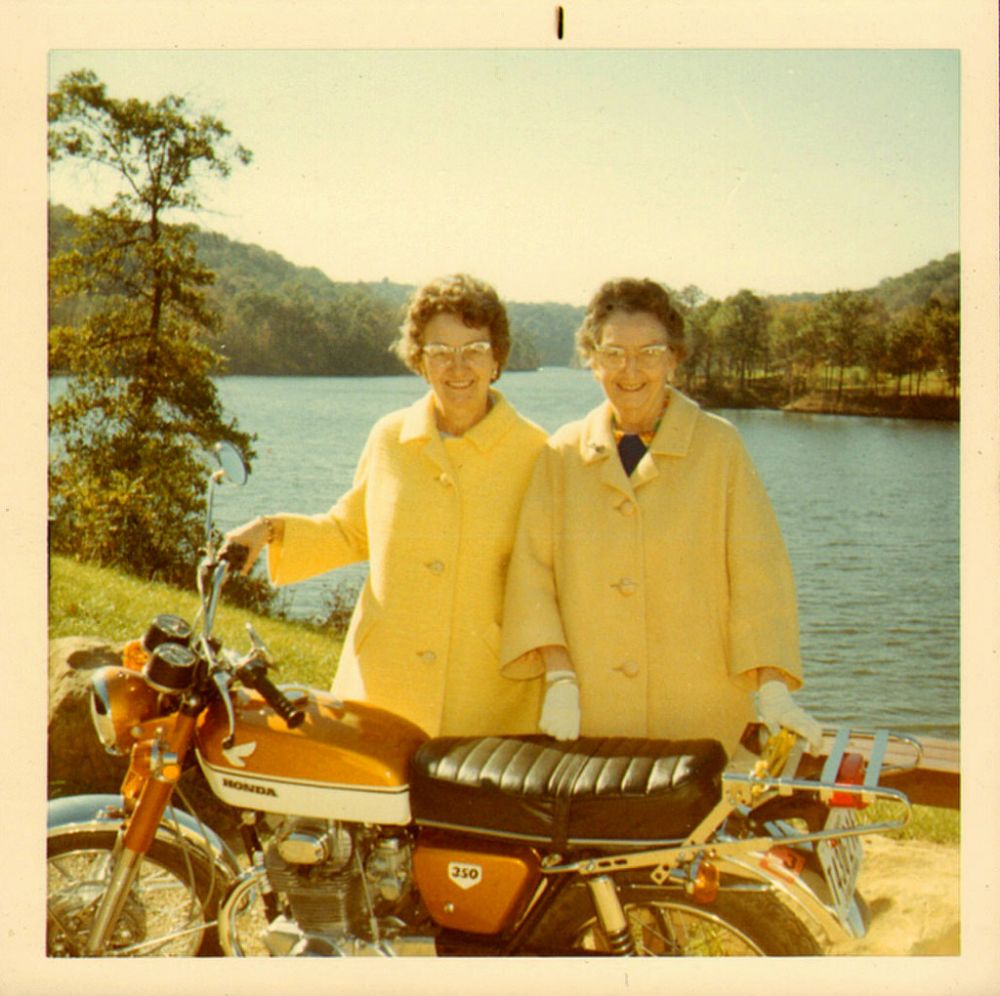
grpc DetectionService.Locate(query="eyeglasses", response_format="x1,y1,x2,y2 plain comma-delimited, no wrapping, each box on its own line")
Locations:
592,343,671,369
422,340,493,364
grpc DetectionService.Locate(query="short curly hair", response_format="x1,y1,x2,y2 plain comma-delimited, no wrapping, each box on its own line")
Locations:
575,278,687,365
393,274,511,380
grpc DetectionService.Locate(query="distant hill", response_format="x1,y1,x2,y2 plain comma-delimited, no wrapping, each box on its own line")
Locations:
48,204,958,373
768,253,959,312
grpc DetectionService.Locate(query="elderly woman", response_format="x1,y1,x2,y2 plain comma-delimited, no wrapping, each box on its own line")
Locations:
500,278,822,755
224,274,546,736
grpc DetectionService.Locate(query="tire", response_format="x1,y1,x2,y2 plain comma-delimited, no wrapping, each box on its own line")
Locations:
47,828,224,957
542,882,822,956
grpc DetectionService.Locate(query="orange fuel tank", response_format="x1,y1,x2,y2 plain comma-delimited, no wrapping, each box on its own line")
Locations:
195,688,428,825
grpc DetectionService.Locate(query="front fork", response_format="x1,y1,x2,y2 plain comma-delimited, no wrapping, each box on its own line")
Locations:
85,706,198,955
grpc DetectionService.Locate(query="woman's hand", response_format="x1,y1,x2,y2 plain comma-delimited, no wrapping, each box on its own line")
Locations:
221,516,278,577
757,679,824,753
539,646,581,740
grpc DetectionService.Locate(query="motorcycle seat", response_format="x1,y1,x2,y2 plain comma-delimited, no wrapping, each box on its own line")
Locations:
408,735,727,848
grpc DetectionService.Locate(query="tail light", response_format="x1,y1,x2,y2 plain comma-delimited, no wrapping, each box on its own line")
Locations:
831,751,868,808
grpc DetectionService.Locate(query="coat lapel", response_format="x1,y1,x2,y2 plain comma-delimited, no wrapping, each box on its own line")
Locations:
580,403,634,497
581,390,701,494
399,392,452,477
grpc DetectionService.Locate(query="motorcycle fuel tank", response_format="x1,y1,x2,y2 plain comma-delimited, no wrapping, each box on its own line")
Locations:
195,688,428,824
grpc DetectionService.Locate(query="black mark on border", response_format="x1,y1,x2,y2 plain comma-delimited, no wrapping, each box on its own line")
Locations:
556,5,564,40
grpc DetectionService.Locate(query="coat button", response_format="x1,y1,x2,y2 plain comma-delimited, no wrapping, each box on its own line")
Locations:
615,660,640,678
612,577,637,596
619,501,635,516
418,650,437,664
437,474,452,487
426,560,445,574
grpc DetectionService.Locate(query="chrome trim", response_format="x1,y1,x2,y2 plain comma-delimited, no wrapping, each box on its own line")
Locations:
88,673,125,755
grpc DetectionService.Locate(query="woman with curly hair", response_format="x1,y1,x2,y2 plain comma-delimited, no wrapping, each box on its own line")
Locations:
223,274,545,736
500,277,822,756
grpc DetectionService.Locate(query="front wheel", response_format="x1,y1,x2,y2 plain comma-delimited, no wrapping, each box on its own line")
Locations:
47,828,224,957
556,885,822,956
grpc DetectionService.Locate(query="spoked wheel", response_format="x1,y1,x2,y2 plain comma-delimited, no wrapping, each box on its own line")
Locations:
47,829,223,957
566,887,821,957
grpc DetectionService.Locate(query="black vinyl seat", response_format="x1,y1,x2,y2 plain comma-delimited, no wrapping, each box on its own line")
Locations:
409,735,728,848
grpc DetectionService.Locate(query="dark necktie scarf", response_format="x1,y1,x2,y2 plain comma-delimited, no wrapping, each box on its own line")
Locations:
617,433,648,477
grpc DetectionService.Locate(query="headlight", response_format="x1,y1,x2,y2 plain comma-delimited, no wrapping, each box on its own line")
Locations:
89,666,160,755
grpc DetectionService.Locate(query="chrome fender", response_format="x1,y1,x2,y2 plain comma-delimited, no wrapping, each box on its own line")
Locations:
47,793,242,887
711,850,867,943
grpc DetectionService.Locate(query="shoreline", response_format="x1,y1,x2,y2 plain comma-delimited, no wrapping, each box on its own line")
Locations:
691,385,959,422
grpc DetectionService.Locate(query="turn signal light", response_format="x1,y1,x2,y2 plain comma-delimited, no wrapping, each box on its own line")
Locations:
689,859,719,905
122,639,149,673
831,751,868,808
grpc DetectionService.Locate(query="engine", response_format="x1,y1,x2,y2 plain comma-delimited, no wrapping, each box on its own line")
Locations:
260,816,418,956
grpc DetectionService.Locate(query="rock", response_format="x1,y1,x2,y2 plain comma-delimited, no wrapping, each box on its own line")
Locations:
47,636,243,848
48,637,131,795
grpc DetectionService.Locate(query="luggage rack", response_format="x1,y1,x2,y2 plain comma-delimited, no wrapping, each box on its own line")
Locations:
723,726,924,931
725,726,923,834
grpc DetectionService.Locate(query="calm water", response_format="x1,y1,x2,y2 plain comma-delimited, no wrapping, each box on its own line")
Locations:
49,371,960,740
206,371,959,742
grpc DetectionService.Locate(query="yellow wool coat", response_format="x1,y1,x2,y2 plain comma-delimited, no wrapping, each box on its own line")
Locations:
266,390,546,737
500,389,803,755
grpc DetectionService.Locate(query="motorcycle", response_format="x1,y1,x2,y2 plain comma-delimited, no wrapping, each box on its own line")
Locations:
47,441,923,957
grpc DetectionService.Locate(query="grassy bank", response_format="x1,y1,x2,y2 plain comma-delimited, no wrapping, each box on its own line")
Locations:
49,555,958,845
50,554,340,688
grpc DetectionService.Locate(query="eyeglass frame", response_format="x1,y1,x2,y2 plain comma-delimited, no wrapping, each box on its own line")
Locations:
421,340,495,364
591,343,673,369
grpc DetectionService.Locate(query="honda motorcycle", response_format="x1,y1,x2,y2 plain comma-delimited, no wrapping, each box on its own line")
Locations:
47,442,923,957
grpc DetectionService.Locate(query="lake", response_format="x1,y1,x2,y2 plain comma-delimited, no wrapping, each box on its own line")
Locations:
204,370,959,742
49,369,959,740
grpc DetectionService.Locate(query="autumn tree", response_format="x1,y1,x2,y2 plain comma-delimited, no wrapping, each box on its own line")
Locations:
48,69,255,585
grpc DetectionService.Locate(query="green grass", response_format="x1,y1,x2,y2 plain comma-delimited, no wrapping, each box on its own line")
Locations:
866,800,960,846
49,555,960,846
50,554,341,688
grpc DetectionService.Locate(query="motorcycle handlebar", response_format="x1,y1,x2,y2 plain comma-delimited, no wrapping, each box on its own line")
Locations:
238,659,306,730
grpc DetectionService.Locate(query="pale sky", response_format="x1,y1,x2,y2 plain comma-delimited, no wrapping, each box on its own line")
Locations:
48,48,959,307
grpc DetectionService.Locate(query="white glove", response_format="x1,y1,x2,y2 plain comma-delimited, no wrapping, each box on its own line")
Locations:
540,669,580,741
757,680,824,753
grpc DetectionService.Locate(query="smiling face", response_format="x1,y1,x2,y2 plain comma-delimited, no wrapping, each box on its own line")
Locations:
420,312,496,435
592,311,679,433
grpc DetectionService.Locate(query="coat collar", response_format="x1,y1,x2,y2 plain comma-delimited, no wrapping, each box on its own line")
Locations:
580,388,701,490
399,389,518,454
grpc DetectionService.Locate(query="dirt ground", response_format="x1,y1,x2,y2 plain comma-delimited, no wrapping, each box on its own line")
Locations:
826,836,960,956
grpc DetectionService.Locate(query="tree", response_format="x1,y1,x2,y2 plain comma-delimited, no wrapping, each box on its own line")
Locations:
712,290,769,390
49,69,256,586
808,290,874,398
923,296,960,397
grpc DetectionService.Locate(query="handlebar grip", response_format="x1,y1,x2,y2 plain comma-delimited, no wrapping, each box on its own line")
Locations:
241,661,306,729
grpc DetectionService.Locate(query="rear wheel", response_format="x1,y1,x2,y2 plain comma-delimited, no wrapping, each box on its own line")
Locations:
556,885,821,956
47,829,224,957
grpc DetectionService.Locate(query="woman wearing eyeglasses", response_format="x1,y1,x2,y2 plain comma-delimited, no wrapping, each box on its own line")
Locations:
222,274,546,736
500,277,822,756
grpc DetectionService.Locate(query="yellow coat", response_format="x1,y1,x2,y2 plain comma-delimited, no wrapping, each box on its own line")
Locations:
500,389,803,755
267,390,546,737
